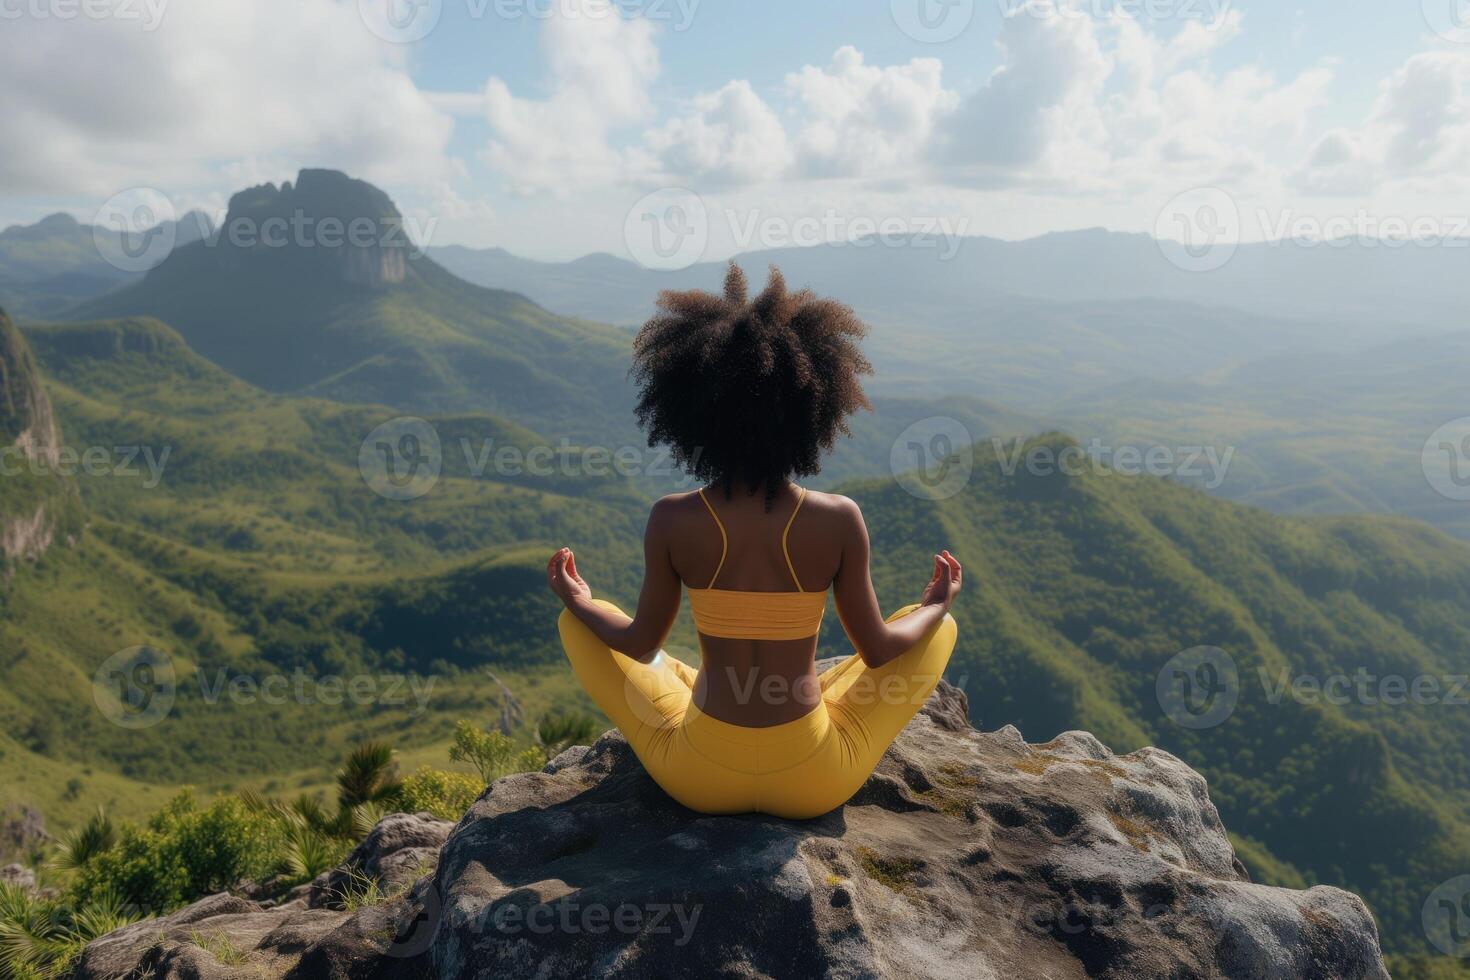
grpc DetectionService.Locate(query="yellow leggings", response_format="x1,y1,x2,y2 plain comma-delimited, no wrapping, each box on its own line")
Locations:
558,602,957,819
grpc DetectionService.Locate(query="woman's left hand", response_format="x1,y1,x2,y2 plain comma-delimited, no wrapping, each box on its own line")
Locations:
547,547,592,607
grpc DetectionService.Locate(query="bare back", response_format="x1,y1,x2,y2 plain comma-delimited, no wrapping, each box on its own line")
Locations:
665,484,846,726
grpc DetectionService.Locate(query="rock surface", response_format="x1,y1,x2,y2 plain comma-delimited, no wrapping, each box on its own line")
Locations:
75,674,1390,979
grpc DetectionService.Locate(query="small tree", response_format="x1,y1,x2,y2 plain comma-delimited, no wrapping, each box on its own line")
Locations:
448,721,519,784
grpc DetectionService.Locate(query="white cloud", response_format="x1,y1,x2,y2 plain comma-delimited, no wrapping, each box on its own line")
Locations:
480,0,660,194
644,81,792,185
784,47,958,179
1290,50,1470,196
0,0,456,201
939,6,1111,175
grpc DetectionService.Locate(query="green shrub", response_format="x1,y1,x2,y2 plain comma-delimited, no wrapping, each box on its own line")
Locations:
70,792,282,913
398,767,483,821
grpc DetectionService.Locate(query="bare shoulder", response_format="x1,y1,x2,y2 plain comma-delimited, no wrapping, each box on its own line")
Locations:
799,490,865,533
647,490,706,528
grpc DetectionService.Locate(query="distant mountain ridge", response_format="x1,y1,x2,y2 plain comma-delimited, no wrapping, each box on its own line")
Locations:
0,209,213,318
429,228,1467,332
75,170,637,444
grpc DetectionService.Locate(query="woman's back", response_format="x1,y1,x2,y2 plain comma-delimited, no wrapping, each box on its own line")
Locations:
664,483,846,727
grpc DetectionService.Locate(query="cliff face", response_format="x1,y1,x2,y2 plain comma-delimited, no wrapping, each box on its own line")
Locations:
0,308,64,562
212,168,410,287
74,670,1390,980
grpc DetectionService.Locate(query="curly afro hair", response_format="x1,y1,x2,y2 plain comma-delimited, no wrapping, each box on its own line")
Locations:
632,262,872,506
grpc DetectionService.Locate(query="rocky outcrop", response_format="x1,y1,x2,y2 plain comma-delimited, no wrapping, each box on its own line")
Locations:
214,169,410,287
0,307,59,466
0,307,66,563
74,674,1390,979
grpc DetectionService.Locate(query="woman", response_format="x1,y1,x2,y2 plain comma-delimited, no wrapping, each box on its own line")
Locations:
548,263,960,820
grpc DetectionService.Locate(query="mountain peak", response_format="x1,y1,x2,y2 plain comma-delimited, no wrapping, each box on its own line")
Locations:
36,212,80,231
214,169,408,286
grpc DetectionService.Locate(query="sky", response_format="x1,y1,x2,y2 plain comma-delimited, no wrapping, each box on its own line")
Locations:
2,0,1469,262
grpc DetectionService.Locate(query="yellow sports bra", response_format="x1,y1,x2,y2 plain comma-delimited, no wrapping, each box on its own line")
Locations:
686,486,827,641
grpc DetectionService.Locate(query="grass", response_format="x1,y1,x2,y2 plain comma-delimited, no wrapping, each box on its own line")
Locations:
855,846,921,894
188,928,250,966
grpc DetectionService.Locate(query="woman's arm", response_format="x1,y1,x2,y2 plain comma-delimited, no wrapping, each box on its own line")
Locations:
831,497,961,668
547,499,682,663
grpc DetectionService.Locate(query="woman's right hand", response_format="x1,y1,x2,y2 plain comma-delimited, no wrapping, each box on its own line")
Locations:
920,550,962,612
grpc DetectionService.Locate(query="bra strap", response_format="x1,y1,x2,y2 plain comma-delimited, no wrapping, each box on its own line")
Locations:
781,486,807,592
697,488,728,589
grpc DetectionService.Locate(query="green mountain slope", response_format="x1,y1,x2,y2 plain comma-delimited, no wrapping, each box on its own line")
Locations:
1,315,648,827
74,170,637,444
6,313,1469,956
842,433,1470,954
